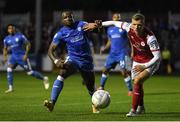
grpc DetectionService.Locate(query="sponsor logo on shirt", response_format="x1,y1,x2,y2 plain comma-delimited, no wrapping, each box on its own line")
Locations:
111,34,121,38
15,37,19,42
70,35,84,42
141,42,145,46
77,27,82,31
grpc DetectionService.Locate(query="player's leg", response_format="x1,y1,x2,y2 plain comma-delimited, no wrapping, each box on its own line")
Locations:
136,87,145,114
44,62,76,112
135,62,160,114
121,70,133,96
20,58,50,90
126,61,160,117
27,70,49,90
126,70,150,117
5,65,15,93
5,56,16,93
119,55,133,96
99,55,115,90
81,70,96,96
99,67,110,90
80,70,99,113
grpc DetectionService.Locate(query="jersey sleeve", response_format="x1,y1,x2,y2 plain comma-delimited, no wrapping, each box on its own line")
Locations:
80,21,88,32
144,35,161,68
147,35,160,51
21,34,29,44
3,38,8,47
52,31,63,45
102,21,131,32
81,21,88,26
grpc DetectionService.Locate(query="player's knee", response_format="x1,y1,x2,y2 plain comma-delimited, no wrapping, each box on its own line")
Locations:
134,77,142,84
59,69,65,75
59,69,69,78
27,70,33,75
57,75,64,81
102,68,109,75
7,67,13,72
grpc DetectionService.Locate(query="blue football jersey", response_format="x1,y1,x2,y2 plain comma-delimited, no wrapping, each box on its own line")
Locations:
107,26,130,55
3,32,29,55
52,21,92,62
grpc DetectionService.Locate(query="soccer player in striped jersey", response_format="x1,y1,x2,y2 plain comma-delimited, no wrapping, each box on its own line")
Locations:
3,24,49,93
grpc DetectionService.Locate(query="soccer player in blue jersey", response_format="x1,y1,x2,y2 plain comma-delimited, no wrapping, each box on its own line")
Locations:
99,13,133,96
44,11,99,113
3,24,49,93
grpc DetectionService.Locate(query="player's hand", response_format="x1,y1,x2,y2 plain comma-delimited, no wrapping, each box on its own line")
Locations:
83,23,98,31
94,20,102,27
100,46,106,55
54,59,65,68
23,55,28,61
100,48,105,55
133,65,146,72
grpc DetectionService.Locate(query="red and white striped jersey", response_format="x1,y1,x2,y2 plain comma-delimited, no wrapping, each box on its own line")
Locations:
102,21,160,63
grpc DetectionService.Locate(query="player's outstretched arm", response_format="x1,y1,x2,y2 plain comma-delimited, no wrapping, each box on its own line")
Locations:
102,21,123,28
83,23,98,31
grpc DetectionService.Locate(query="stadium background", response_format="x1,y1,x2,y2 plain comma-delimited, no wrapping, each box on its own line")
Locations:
0,0,180,74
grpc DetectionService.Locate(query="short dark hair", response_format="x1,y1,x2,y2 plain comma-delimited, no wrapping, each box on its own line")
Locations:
61,11,73,17
132,13,145,21
7,24,16,28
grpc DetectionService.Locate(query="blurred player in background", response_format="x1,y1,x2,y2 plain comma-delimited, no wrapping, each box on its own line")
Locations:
44,11,99,113
98,13,133,96
84,13,161,117
161,46,172,74
3,24,49,93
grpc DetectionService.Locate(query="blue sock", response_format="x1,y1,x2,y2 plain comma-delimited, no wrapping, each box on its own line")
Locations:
124,76,133,91
7,71,13,87
28,70,44,80
100,74,108,88
51,75,64,104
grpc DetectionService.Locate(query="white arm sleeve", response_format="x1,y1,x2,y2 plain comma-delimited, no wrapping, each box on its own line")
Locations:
144,36,161,68
102,21,131,32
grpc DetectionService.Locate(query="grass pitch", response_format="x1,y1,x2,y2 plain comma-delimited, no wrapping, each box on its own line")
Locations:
0,72,180,121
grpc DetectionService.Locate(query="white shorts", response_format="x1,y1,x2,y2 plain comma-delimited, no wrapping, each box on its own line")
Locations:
131,61,160,80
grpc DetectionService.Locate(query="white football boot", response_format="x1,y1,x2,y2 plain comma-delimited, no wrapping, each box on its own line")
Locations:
43,76,49,90
126,109,137,117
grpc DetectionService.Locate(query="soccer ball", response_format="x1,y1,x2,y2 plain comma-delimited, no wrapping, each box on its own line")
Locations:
92,90,111,109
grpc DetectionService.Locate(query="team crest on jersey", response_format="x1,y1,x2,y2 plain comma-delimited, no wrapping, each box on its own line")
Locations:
8,40,11,43
77,27,82,31
15,38,19,42
141,41,145,46
119,29,122,32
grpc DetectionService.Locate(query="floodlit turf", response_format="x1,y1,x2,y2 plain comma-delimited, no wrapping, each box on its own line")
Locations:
0,72,180,121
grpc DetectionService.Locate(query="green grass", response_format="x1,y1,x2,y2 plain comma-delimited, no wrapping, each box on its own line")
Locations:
0,72,180,121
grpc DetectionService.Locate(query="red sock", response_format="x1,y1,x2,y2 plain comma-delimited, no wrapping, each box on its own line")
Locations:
139,84,144,106
132,82,141,112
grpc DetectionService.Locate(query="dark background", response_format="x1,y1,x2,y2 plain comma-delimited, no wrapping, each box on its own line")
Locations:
0,0,179,13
